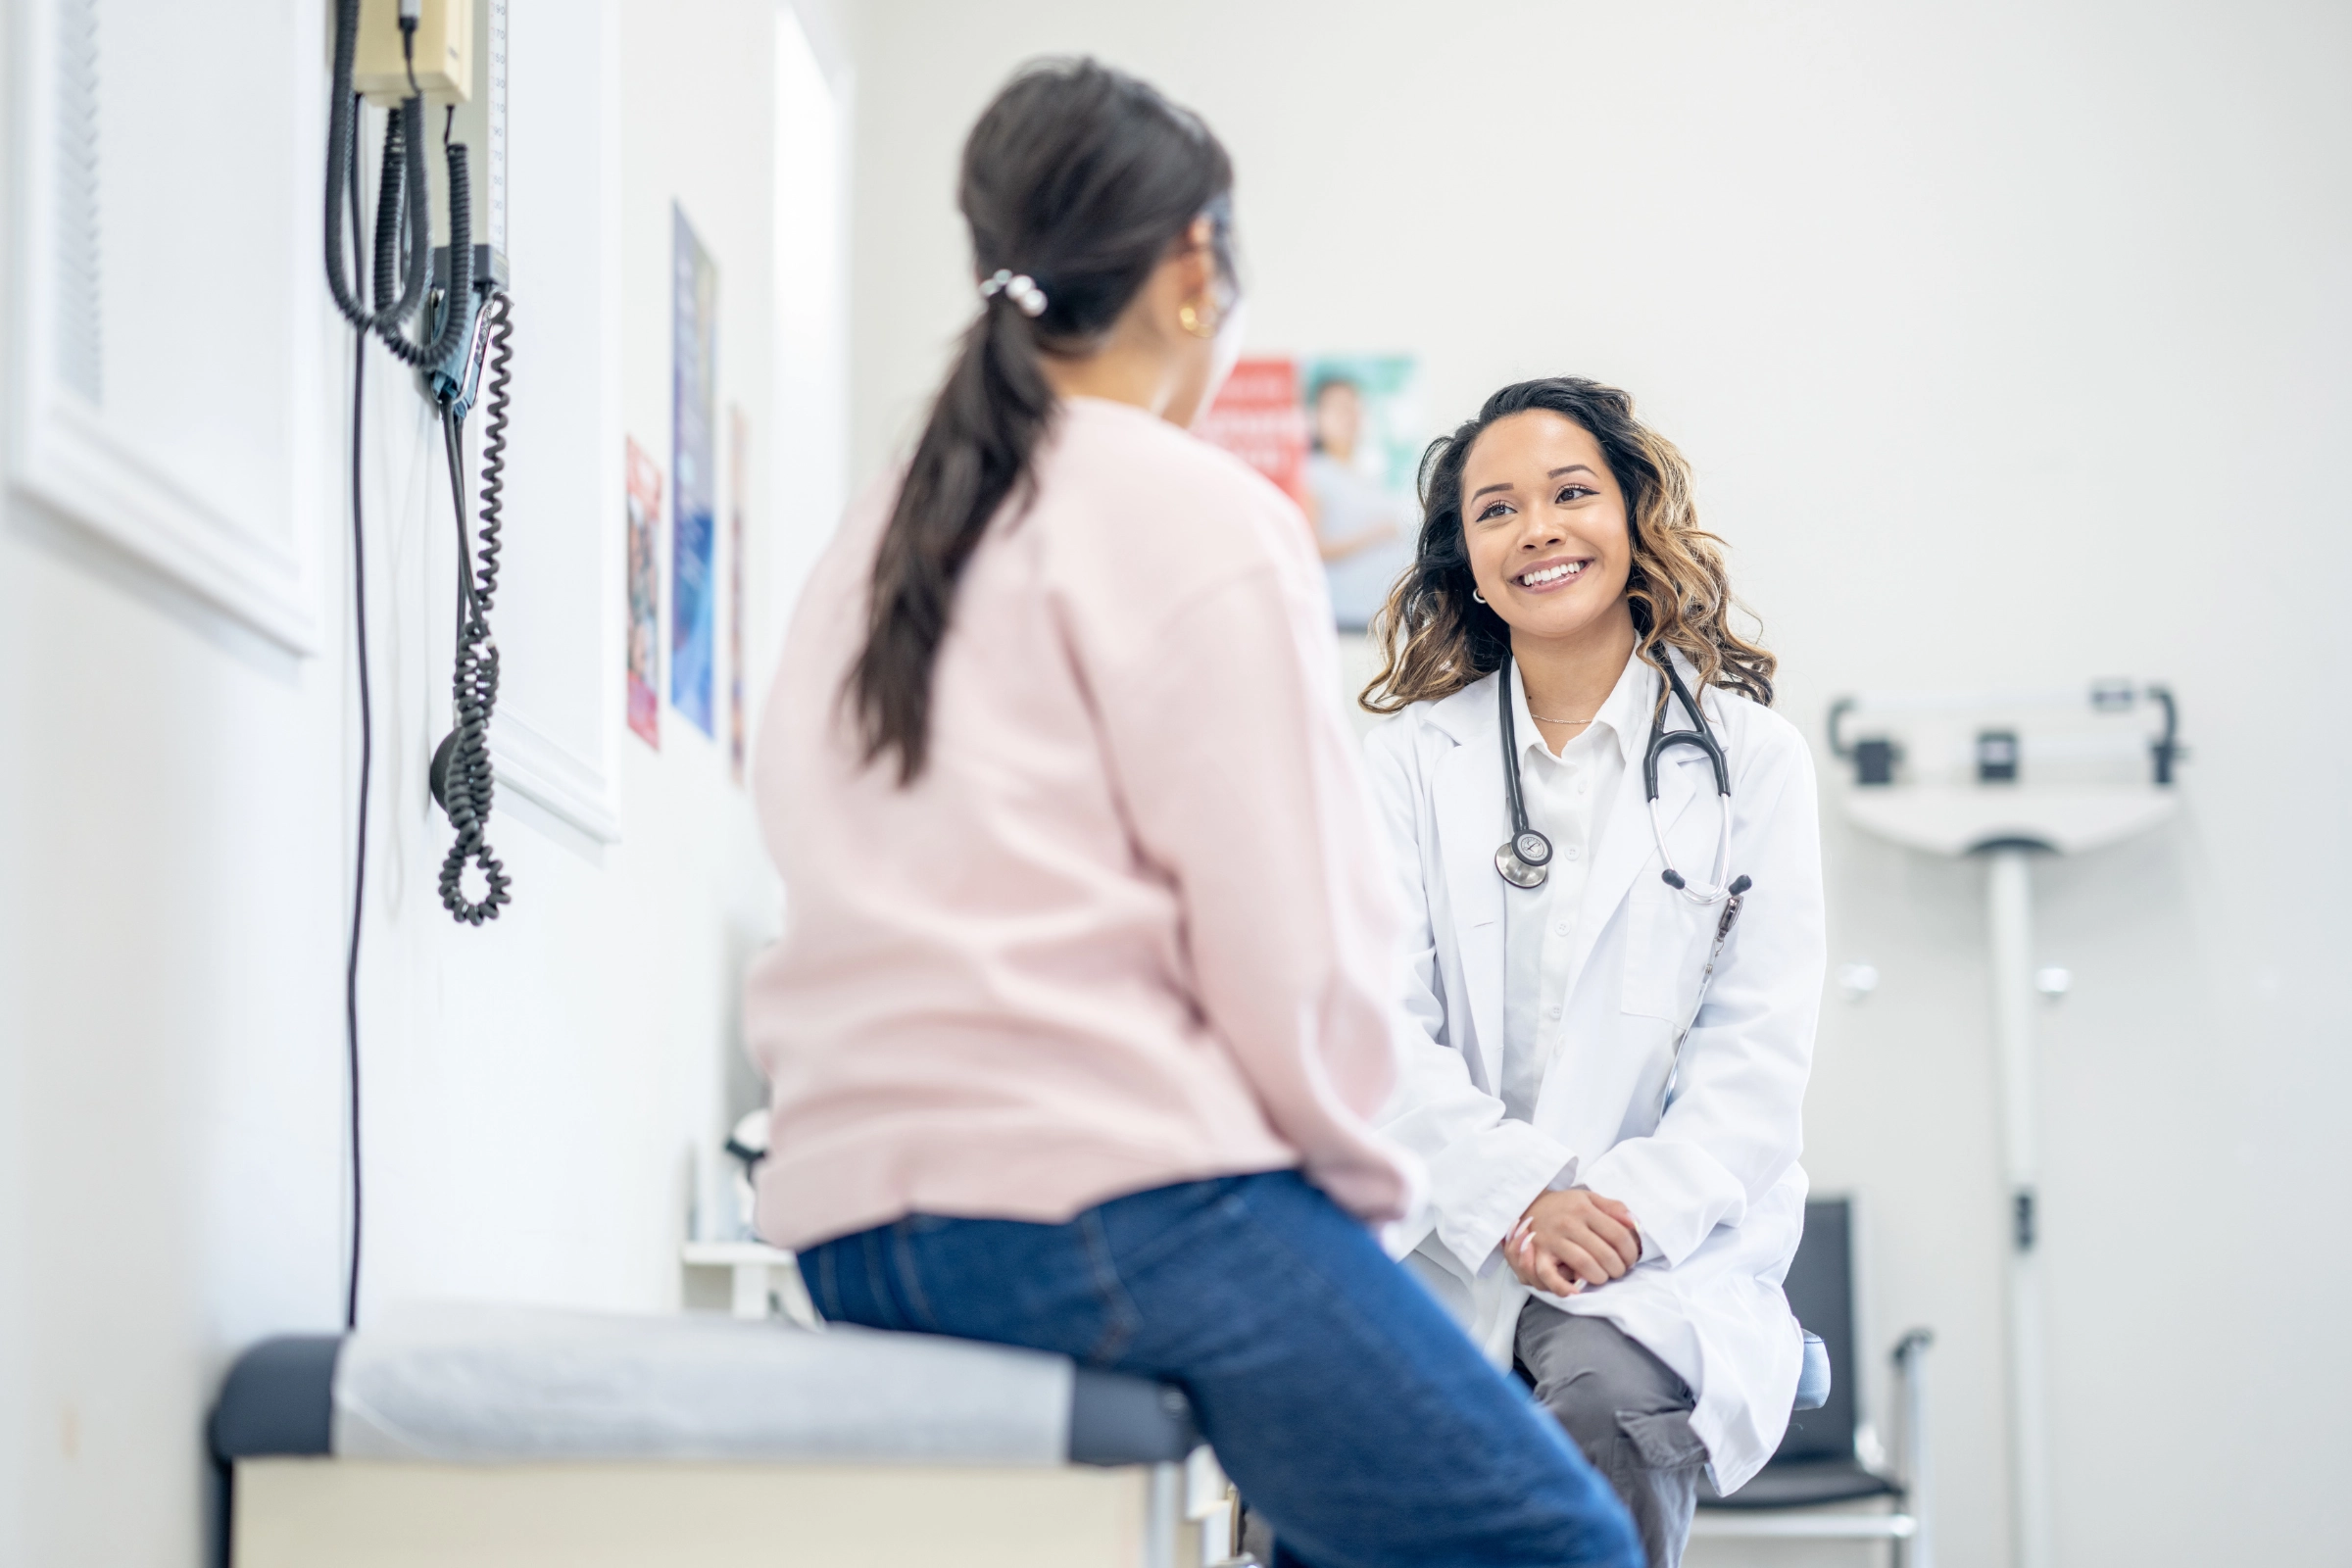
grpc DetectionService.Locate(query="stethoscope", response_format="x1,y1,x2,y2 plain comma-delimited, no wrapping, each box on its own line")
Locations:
1492,649,1753,1113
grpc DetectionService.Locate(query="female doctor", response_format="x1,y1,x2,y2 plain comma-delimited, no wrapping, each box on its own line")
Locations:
1358,378,1823,1567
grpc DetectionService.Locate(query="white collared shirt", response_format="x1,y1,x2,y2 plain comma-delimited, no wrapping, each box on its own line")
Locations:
1497,652,1644,1125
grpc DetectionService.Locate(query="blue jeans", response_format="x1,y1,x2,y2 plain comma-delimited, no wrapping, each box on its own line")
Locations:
802,1171,1641,1568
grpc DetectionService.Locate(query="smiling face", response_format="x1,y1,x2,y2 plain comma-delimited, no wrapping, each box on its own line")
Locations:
1459,409,1635,650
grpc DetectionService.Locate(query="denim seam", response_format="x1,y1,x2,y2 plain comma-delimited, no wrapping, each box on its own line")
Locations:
813,1243,842,1322
1076,1210,1143,1367
1098,1177,1247,1279
888,1221,943,1333
859,1229,905,1330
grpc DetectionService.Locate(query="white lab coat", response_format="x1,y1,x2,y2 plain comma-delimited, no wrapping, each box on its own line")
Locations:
1362,656,1824,1494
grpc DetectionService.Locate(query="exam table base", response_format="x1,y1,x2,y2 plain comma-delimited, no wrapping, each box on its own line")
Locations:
232,1458,1200,1568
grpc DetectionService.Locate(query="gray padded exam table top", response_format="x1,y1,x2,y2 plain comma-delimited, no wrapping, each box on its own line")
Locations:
212,1302,1199,1469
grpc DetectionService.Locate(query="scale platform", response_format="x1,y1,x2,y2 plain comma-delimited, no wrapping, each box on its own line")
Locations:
1843,783,2176,858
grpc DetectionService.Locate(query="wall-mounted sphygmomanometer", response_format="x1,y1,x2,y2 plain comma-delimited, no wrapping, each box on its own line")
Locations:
323,0,513,926
321,0,514,1330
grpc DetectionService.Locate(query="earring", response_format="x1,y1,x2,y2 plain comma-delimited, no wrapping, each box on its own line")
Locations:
1177,301,1216,339
1471,590,1488,604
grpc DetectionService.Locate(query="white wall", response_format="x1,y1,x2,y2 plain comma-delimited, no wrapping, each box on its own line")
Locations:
842,5,2352,1565
0,0,846,1561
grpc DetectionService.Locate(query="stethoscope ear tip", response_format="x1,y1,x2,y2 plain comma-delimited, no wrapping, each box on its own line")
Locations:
1728,874,1753,897
1660,869,1687,890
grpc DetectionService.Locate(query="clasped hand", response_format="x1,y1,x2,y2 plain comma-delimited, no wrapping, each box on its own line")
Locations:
1505,1189,1641,1297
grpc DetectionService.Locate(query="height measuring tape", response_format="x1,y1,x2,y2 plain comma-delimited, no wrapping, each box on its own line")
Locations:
484,0,508,256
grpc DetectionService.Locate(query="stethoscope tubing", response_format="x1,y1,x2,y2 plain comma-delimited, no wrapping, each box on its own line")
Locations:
1494,647,1740,901
1490,646,1753,1117
1493,659,1554,886
1647,791,1734,906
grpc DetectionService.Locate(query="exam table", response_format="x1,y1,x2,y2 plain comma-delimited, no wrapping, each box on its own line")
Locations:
209,1302,1233,1568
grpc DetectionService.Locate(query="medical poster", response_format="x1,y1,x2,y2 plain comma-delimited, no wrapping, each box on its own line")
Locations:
624,438,663,750
1200,355,1425,629
728,404,748,785
1198,357,1308,506
670,205,718,737
1298,355,1423,631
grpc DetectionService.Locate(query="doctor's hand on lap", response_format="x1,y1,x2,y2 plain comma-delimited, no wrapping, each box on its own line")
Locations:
1507,1190,1642,1297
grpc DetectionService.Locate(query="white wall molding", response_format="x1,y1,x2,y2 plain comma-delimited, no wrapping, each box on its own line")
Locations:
477,0,625,844
6,0,321,655
10,394,321,652
494,705,623,843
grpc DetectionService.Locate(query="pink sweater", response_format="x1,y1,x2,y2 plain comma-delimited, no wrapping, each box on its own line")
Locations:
745,397,1419,1249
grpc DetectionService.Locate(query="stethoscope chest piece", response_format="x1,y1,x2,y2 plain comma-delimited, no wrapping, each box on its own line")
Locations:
1491,646,1750,906
1492,662,1556,889
1494,831,1552,889
1488,647,1761,1120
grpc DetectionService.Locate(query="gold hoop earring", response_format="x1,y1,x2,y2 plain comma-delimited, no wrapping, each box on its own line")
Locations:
1177,301,1217,339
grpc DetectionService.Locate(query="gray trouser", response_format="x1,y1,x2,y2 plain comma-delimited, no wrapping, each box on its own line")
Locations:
1515,1302,1705,1568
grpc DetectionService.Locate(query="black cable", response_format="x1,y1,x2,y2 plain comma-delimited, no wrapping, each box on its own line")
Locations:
434,299,513,925
341,118,373,1336
322,0,379,325
477,300,511,602
344,325,370,1332
325,0,426,336
322,0,468,368
368,102,415,318
381,141,472,369
322,0,507,1327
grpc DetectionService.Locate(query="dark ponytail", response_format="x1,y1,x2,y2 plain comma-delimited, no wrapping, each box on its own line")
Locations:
849,59,1235,781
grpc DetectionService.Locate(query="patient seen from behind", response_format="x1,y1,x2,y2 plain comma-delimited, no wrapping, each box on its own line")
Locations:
741,56,1642,1568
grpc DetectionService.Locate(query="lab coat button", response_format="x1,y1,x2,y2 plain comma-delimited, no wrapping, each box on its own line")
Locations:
1553,921,1570,936
1546,1004,1561,1019
1564,845,1582,860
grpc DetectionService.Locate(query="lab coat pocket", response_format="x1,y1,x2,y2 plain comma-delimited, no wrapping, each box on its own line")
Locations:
1621,882,1704,1022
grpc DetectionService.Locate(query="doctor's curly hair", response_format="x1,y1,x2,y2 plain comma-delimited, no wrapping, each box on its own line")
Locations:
1359,376,1775,713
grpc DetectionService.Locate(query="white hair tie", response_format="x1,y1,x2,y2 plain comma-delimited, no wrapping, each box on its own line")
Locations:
979,269,1048,318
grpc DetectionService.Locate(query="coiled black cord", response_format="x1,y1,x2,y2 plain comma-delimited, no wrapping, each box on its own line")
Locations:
476,297,511,603
325,0,415,332
368,101,422,321
386,136,472,369
434,294,513,926
323,0,506,1325
322,0,472,368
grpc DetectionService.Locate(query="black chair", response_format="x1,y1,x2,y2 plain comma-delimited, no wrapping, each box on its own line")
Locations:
1692,1198,1936,1565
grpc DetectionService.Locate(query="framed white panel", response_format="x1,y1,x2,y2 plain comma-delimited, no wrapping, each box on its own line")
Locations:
6,0,321,654
483,0,623,841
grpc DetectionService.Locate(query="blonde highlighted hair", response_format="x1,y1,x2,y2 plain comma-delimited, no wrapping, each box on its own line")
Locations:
1359,376,1775,713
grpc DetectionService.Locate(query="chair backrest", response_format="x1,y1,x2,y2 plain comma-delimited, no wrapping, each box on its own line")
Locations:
1776,1197,1859,1462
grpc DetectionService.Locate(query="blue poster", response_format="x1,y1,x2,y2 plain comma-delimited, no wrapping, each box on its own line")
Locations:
1299,355,1422,631
670,206,718,735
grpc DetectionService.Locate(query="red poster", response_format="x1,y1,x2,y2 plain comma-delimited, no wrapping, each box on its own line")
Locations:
1197,357,1308,507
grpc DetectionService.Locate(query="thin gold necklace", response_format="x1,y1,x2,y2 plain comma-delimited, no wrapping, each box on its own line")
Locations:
1530,712,1594,727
